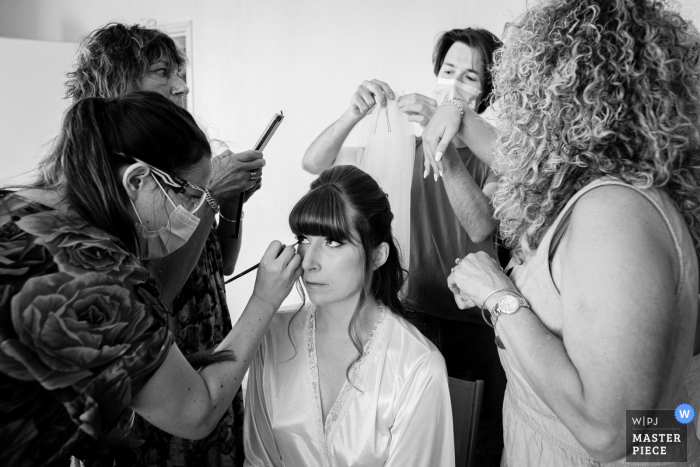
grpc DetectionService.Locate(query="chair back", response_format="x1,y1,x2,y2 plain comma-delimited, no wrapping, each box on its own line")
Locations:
448,377,484,467
686,354,700,439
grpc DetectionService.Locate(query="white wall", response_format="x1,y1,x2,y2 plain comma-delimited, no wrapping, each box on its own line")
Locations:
1,0,698,322
0,38,74,185
0,0,527,321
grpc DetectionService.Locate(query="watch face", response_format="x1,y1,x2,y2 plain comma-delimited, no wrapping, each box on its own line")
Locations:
499,295,520,314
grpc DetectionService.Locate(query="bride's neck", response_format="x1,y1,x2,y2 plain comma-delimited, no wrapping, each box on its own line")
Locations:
314,293,383,341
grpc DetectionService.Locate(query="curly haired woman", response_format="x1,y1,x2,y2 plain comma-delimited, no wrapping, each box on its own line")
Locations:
446,0,700,465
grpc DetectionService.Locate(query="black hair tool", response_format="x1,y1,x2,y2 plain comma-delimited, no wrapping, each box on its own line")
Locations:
231,111,285,238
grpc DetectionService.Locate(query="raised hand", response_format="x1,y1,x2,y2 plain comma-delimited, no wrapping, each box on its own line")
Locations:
253,241,303,309
209,150,265,204
345,79,396,121
397,93,437,128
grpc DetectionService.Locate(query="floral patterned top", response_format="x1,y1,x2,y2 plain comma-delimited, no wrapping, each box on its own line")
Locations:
0,191,173,467
107,226,245,467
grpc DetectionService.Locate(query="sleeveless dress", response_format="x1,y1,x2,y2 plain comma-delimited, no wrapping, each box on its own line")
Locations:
501,178,700,466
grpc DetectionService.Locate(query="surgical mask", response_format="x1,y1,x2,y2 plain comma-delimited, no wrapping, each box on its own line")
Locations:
433,77,481,110
126,166,206,260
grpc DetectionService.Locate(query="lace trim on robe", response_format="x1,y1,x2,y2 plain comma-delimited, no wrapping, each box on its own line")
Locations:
304,305,389,465
304,308,330,467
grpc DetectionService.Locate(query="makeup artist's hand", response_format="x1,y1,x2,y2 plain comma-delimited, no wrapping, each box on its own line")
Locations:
397,93,437,128
209,149,265,204
253,241,303,309
344,79,396,121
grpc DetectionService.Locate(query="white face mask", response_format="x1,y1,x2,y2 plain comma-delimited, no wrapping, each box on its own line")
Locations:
433,77,482,110
124,164,206,260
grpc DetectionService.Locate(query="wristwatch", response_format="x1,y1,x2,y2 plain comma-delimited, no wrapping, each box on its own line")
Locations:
489,294,530,350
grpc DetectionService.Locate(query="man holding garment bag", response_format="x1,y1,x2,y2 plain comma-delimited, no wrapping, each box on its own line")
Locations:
302,27,505,466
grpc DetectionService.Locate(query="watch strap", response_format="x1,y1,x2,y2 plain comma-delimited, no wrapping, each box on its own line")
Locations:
489,294,531,328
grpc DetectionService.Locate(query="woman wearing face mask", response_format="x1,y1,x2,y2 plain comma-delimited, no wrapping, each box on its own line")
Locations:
66,23,265,466
302,28,506,466
420,29,501,176
244,165,454,466
0,91,301,467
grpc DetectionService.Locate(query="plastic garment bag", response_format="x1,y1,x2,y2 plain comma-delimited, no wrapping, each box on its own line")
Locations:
357,97,416,272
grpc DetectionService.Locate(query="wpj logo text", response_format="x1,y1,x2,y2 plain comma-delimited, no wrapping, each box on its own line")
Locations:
625,406,692,463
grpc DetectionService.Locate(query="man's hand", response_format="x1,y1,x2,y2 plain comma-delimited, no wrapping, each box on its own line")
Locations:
344,79,396,121
209,150,265,203
397,93,437,128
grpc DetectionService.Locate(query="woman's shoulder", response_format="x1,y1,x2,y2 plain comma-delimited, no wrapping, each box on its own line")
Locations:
0,193,173,464
557,180,684,303
568,181,681,256
248,302,310,366
1,190,149,285
263,302,310,351
387,312,436,348
385,312,447,372
0,188,171,381
272,302,309,330
1,190,53,223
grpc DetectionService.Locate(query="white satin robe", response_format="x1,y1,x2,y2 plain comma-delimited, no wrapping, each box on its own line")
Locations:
244,304,455,467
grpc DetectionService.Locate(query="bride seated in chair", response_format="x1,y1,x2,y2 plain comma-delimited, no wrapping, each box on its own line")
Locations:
244,165,454,467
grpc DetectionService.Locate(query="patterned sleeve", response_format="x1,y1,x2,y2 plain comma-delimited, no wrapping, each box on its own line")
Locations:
0,194,173,466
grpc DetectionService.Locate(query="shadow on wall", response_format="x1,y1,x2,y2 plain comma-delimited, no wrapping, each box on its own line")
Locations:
0,1,40,40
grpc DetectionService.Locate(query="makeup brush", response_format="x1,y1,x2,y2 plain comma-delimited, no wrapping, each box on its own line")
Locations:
224,241,300,284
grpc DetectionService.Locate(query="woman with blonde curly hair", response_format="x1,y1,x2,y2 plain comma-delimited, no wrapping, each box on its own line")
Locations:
447,0,700,464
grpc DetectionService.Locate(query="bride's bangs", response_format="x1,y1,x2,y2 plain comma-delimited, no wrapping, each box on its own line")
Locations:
289,184,356,244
